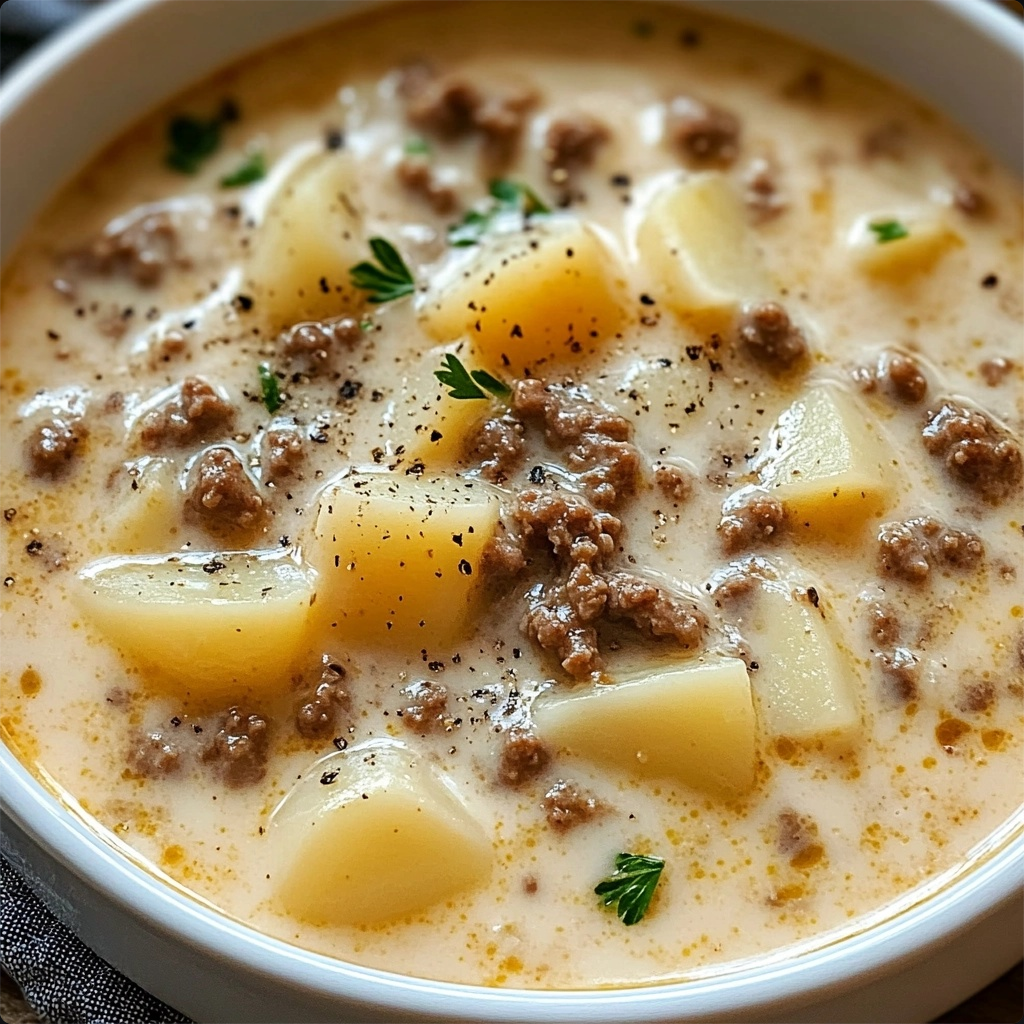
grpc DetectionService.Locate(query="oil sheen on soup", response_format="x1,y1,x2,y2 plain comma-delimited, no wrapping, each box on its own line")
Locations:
1,1,1022,990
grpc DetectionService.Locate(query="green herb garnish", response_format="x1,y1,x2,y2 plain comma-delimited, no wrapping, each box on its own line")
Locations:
220,151,267,188
349,238,416,303
166,114,223,175
448,179,551,247
258,363,282,414
434,353,511,401
869,219,909,244
404,136,432,156
594,852,665,926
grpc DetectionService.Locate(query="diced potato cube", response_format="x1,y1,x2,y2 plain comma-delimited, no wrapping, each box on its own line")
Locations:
847,211,961,279
310,472,499,647
420,219,627,376
750,581,860,743
636,172,764,329
534,657,755,797
104,457,182,554
754,385,892,535
392,344,494,469
75,551,314,700
248,154,365,329
272,738,492,925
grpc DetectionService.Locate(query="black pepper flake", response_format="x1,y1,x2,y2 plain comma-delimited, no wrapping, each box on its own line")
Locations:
3,577,14,588
46,329,60,340
332,736,348,751
320,770,340,785
325,128,344,150
202,559,227,574
219,97,241,123
458,559,473,576
685,345,703,361
170,716,182,727
452,533,464,547
319,276,330,294
26,540,43,555
529,465,546,484
232,294,254,312
807,587,820,608
510,324,523,339
639,294,655,306
610,173,631,187
679,27,702,47
339,379,362,400
192,724,203,734
3,508,15,522
749,661,759,671
430,430,443,442
982,274,999,288
371,389,384,402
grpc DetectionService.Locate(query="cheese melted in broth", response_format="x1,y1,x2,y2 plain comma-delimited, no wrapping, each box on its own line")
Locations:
2,1,1022,990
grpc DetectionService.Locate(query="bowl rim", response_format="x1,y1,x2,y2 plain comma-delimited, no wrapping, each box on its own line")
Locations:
1,0,1022,1020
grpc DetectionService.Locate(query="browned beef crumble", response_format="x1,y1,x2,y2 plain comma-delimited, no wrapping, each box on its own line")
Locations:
666,95,740,165
466,414,526,483
952,182,987,217
866,602,902,647
743,157,787,220
958,679,995,715
127,731,182,779
185,447,266,537
295,659,349,738
396,155,457,214
922,402,1023,503
26,418,86,477
137,376,235,450
399,679,449,731
524,585,603,678
497,727,550,786
880,353,928,404
979,357,1014,387
737,302,808,371
513,488,621,567
877,516,984,582
776,810,824,868
511,380,640,508
480,524,528,579
719,493,788,553
202,707,270,787
262,427,305,483
70,208,183,286
654,463,694,503
862,121,907,160
279,317,363,372
603,571,707,647
544,114,610,174
877,647,919,703
542,779,604,831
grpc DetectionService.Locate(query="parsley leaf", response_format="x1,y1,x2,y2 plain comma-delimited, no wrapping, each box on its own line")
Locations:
258,363,282,414
404,136,432,156
448,179,551,247
434,353,511,401
166,114,223,175
349,238,416,303
869,219,909,244
594,852,665,926
220,151,267,188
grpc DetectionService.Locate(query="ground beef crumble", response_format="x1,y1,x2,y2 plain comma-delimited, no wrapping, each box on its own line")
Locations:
743,157,787,220
466,414,526,483
396,155,457,214
922,402,1023,503
295,659,349,738
737,302,807,371
497,727,550,786
877,516,984,582
542,779,604,831
70,208,183,286
513,489,621,567
399,679,449,731
880,352,928,404
654,463,694,503
279,317,362,372
26,418,86,477
262,427,305,483
201,707,270,788
719,493,788,553
137,376,235,450
544,113,609,175
126,731,182,779
184,447,266,538
666,95,740,165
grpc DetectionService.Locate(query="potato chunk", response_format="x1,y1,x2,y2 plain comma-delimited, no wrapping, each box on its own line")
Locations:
637,172,763,328
310,472,499,647
272,739,491,925
847,211,961,279
751,581,860,744
104,457,181,553
392,344,494,469
247,153,364,330
420,219,626,376
75,551,313,700
754,386,892,535
534,657,755,797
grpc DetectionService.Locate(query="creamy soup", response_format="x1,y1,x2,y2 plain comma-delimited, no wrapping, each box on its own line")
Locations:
2,0,1022,991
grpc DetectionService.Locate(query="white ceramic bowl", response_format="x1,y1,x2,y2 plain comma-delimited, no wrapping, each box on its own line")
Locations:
1,2,1022,1021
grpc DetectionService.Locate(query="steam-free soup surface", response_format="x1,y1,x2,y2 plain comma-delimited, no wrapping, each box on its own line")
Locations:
2,1,1022,989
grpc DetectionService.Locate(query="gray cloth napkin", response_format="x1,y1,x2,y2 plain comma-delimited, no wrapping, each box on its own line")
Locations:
0,9,189,1020
0,855,190,1024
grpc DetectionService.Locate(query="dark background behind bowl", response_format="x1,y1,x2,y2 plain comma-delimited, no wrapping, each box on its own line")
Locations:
0,1,1021,1022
